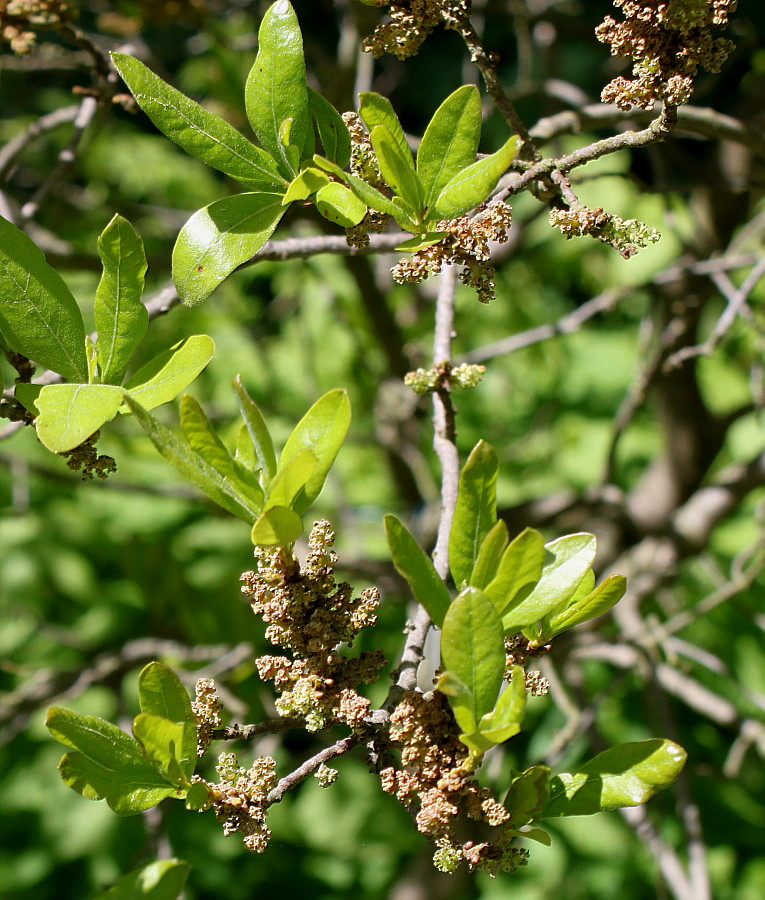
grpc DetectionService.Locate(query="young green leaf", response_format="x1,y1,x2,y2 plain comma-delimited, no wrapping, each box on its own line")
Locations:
94,214,148,385
449,440,498,589
250,505,303,546
124,396,260,523
470,520,508,590
308,88,351,168
476,665,526,745
344,172,415,225
124,335,215,411
433,135,523,219
35,383,126,453
542,739,687,818
384,513,451,628
394,232,448,252
440,587,505,723
94,859,191,900
544,573,627,640
265,448,318,510
245,0,311,177
358,92,410,161
278,388,351,515
417,85,482,209
137,662,197,781
172,193,286,307
502,532,597,632
0,216,87,382
435,670,476,736
282,167,330,204
233,375,277,481
484,527,544,619
46,707,178,815
14,382,42,415
179,394,237,478
314,182,367,227
370,125,424,214
504,765,552,827
111,52,286,191
132,713,191,786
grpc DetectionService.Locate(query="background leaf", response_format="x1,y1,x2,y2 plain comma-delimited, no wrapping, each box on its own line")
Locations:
94,859,191,900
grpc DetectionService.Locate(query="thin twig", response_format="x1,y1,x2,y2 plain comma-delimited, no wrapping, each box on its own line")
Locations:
267,734,360,804
0,105,81,182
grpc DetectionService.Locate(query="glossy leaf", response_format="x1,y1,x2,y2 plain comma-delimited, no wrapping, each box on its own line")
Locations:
250,505,303,546
370,125,424,214
308,88,351,167
278,388,350,515
485,527,544,619
470,520,508,590
0,216,87,382
503,532,597,631
265,448,318,510
46,707,177,815
132,714,190,785
95,859,191,900
35,383,125,453
233,375,277,481
137,662,196,780
384,514,451,628
111,53,285,190
504,765,551,826
245,0,311,176
545,573,627,639
172,193,286,307
124,335,215,411
282,167,330,204
433,135,523,219
441,587,505,723
542,739,687,818
358,92,410,161
417,85,482,209
344,172,414,224
314,182,367,227
449,440,498,589
94,214,148,385
124,396,260,523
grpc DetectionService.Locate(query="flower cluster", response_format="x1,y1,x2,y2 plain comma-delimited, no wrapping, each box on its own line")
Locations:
549,205,660,258
192,677,223,758
379,689,527,875
0,0,72,54
194,752,277,854
241,520,386,733
60,433,117,482
361,0,471,60
392,202,513,302
404,362,486,396
596,0,738,110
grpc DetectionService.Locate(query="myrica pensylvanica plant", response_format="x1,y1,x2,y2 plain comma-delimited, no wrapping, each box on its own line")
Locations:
0,0,735,889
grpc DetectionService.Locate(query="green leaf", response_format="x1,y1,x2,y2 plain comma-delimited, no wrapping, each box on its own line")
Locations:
517,827,553,847
477,665,526,745
344,172,413,224
394,232,449,252
251,505,303,546
358,92,410,161
449,440,498,589
441,587,505,723
94,859,191,900
370,125,424,214
94,214,148,385
278,388,351,515
35,383,125,453
14,382,42,415
179,394,236,477
542,739,687,818
265,448,318,510
245,0,311,177
124,335,215,411
384,514,451,628
111,52,285,191
470,520,508,590
504,765,551,826
0,216,87,382
137,662,197,781
484,527,544,619
46,707,177,815
132,713,191,786
172,193,286,307
503,533,597,631
434,671,475,735
282,167,330,204
308,88,351,168
124,396,260,523
433,135,523,219
233,375,277,481
314,182,367,227
417,85,482,210
545,574,627,640
185,780,212,811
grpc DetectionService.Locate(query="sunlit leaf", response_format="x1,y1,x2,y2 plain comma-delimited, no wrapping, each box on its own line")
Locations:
449,440,498,589
124,335,215,411
308,88,351,168
35,383,125,453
